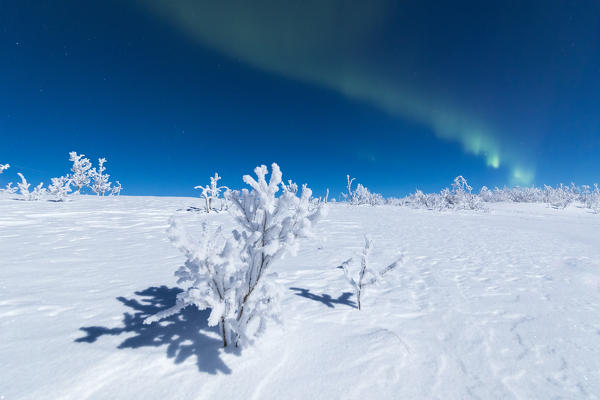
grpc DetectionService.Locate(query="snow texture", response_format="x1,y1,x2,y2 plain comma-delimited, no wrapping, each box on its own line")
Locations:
1,196,599,399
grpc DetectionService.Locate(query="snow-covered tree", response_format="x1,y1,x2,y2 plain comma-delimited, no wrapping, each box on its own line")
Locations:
0,163,9,174
89,158,112,196
339,236,403,310
31,183,46,201
194,185,212,212
227,163,324,346
48,176,72,201
68,152,92,194
17,173,45,201
343,175,384,206
581,184,600,213
144,219,241,347
479,186,493,202
448,176,482,210
346,175,356,203
194,172,228,213
2,182,18,194
145,163,324,348
17,173,31,199
111,181,122,196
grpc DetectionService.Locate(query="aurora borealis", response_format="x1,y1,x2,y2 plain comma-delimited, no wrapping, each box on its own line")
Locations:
141,0,532,183
2,0,599,195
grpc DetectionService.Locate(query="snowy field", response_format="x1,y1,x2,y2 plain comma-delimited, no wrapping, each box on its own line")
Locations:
1,195,599,399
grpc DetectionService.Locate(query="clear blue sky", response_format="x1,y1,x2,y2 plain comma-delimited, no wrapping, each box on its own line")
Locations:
1,0,599,197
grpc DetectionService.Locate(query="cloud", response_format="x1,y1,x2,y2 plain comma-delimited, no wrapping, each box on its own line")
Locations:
139,0,534,184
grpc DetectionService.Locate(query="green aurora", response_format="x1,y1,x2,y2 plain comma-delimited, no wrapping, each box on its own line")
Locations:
140,0,536,184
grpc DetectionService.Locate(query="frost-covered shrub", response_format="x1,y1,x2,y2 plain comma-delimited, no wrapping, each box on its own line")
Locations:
0,164,16,195
48,176,72,201
2,182,18,194
405,176,484,211
405,189,443,210
194,173,228,213
90,158,112,196
111,181,122,196
544,184,575,209
17,173,45,201
17,174,30,198
448,176,483,210
343,175,384,205
145,163,324,348
345,175,356,203
68,152,92,194
479,186,493,202
581,184,600,213
339,236,402,310
144,219,242,347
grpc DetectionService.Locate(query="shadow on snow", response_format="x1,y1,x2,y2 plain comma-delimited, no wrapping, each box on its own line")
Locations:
289,287,357,309
75,285,232,374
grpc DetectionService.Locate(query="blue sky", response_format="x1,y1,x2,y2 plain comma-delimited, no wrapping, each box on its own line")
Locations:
1,0,599,197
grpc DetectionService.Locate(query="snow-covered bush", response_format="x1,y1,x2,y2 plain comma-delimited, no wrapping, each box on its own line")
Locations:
544,184,575,209
405,189,442,210
145,163,324,348
111,181,122,196
405,176,484,211
479,186,493,202
345,175,356,203
194,173,228,213
339,236,403,310
144,219,242,347
31,183,46,201
16,172,46,201
448,176,483,210
17,174,30,198
68,152,92,194
581,184,600,213
48,176,72,201
343,175,384,205
90,158,112,196
2,182,18,194
0,164,16,195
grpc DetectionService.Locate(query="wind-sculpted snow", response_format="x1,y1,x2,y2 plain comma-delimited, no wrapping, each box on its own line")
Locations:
0,197,599,399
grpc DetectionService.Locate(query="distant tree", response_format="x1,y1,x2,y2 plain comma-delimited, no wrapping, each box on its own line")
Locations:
110,181,122,196
194,172,228,213
48,176,72,201
17,173,45,201
68,152,92,194
89,158,112,196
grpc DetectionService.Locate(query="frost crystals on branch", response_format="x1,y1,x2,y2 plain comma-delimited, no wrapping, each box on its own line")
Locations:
339,236,403,310
145,163,325,348
0,163,9,174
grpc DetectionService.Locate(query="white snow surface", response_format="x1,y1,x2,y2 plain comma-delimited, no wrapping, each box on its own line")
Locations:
1,196,599,399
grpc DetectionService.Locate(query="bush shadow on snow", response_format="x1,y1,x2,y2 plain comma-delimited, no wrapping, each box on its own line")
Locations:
75,286,232,374
289,287,357,309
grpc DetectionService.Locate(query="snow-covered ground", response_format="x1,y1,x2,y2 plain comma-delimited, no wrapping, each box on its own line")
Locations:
1,196,599,399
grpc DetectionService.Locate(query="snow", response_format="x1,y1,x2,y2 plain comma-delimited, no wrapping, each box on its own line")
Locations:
1,196,599,399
